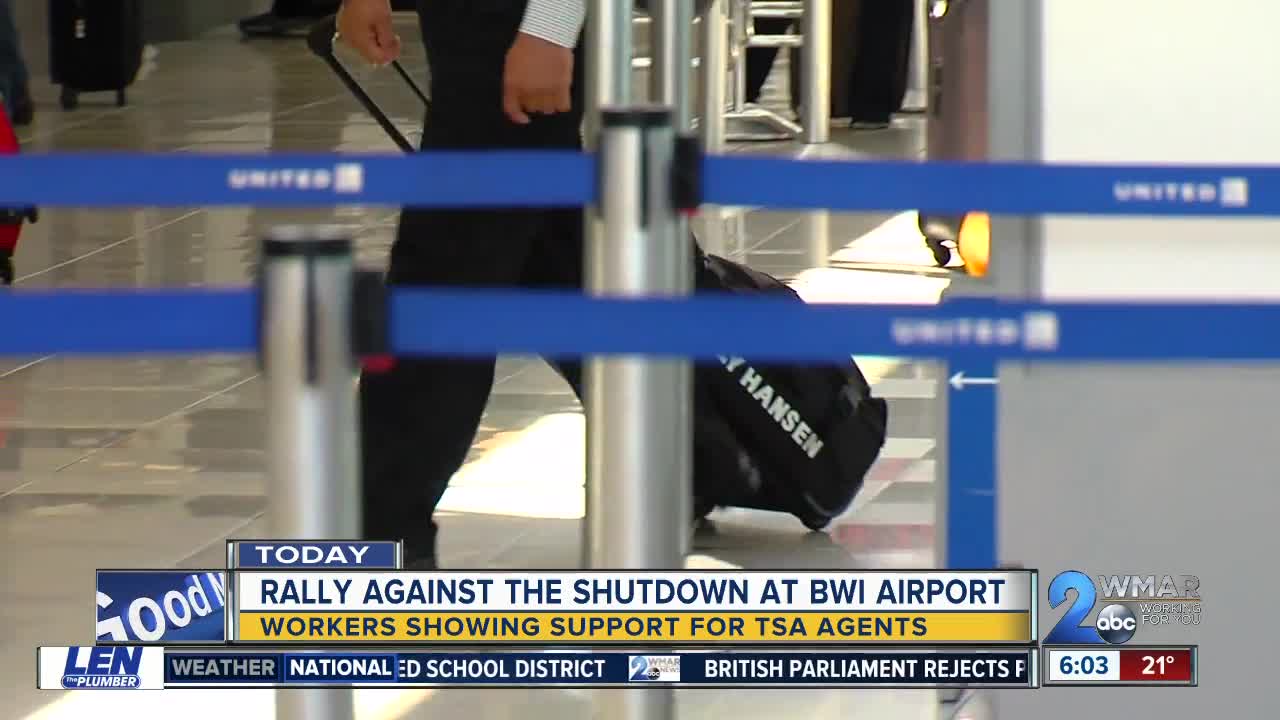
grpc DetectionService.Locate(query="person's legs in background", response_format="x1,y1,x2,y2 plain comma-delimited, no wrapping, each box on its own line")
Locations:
359,0,586,569
241,1,416,39
0,99,22,285
0,0,32,125
0,64,9,119
744,17,791,104
846,0,914,127
239,0,340,38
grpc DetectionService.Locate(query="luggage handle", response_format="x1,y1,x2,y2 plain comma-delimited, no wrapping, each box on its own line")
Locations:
306,14,430,154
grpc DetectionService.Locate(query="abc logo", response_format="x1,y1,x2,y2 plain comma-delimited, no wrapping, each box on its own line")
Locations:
1095,604,1137,644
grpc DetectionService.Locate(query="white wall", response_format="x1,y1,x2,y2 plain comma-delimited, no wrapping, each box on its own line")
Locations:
1037,0,1280,300
993,1,1279,718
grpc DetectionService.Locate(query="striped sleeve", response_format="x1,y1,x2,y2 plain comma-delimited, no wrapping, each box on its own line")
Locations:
519,0,587,49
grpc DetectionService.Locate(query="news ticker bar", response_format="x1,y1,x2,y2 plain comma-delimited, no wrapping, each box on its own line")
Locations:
1043,646,1198,687
39,647,1038,690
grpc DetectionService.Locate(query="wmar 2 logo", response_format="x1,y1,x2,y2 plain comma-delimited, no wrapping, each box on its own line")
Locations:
1045,570,1201,644
628,656,681,682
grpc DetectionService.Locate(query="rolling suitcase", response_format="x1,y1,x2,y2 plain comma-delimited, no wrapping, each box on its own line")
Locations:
917,0,990,270
49,0,144,110
307,16,888,530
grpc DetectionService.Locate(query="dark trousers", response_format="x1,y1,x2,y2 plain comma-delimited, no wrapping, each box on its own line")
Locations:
360,0,586,560
745,17,791,104
845,0,913,123
0,0,29,114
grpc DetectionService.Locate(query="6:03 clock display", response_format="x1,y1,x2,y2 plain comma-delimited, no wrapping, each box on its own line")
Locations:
1047,650,1121,682
1059,653,1110,675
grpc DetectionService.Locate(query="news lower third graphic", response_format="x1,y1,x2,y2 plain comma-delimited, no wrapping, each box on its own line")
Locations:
96,571,227,644
1044,570,1202,645
43,547,1213,692
37,648,1038,689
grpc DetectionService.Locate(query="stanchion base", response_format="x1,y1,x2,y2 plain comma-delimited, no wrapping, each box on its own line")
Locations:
901,89,929,114
725,106,802,142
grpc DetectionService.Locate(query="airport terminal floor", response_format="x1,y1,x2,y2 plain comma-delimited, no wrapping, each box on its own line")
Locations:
2,16,961,720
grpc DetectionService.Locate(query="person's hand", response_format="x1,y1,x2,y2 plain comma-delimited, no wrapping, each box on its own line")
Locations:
502,32,574,125
337,0,401,66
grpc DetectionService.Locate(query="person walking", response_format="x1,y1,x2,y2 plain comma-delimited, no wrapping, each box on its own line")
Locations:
338,0,587,569
0,0,33,125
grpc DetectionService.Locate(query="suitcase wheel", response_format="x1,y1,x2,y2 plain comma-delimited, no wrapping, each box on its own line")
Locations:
59,87,78,111
925,238,953,267
800,514,831,532
918,213,962,268
116,89,127,108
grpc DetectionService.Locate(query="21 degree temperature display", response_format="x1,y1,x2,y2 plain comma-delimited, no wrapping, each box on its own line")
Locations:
1045,646,1197,686
1118,649,1193,683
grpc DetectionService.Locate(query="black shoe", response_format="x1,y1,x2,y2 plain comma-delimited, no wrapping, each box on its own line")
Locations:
849,114,892,131
10,94,33,127
850,120,891,131
403,523,439,570
1,250,13,286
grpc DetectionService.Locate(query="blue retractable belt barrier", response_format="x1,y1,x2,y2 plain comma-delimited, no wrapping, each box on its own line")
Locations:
0,152,595,208
4,288,1280,361
392,292,1280,361
704,156,1275,215
5,148,1280,576
3,151,1278,215
0,289,257,355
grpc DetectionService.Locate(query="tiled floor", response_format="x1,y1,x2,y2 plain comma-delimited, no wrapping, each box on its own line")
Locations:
3,17,957,720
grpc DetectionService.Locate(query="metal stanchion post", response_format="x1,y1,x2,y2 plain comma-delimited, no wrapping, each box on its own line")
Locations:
582,0,635,569
700,0,728,152
585,0,635,150
586,108,688,720
259,227,360,720
650,0,695,131
801,0,832,143
800,209,832,268
730,0,750,114
649,0,696,561
903,0,931,112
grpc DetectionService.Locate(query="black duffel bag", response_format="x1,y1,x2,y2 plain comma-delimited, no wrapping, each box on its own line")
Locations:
691,252,889,530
